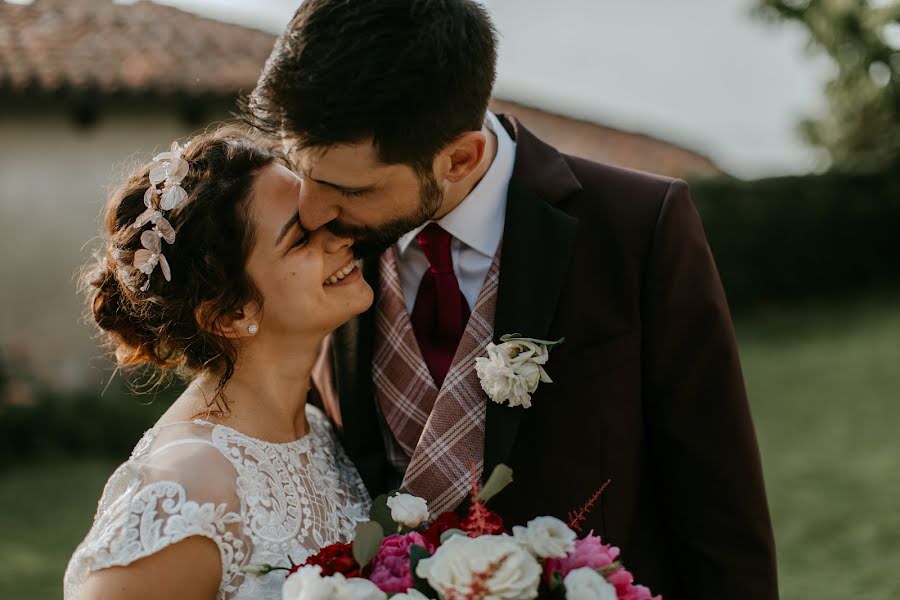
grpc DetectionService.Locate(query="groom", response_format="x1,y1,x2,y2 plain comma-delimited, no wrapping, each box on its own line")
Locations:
247,1,778,598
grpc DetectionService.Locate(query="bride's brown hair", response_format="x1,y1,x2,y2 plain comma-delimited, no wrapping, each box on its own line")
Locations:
82,126,283,406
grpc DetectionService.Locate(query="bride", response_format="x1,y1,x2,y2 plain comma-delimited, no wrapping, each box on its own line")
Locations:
65,127,374,599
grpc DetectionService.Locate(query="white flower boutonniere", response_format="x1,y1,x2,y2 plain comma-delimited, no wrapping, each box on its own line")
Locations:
475,333,564,409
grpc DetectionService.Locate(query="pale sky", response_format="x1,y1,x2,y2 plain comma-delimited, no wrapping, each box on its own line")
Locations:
134,0,833,178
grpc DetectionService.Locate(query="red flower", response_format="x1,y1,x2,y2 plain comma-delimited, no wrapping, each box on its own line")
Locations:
423,511,462,547
460,502,505,537
292,541,360,578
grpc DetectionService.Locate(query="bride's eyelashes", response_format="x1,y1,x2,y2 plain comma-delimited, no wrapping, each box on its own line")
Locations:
290,234,309,250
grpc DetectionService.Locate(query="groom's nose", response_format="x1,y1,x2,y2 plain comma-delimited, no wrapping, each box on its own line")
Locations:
297,181,340,231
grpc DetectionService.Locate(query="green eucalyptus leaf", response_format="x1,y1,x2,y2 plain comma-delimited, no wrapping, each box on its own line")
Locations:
439,528,467,543
409,544,438,598
499,333,566,347
352,521,384,568
499,332,524,341
368,493,398,532
476,463,514,503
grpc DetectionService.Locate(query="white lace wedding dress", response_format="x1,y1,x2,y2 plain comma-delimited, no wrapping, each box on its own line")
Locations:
64,404,371,599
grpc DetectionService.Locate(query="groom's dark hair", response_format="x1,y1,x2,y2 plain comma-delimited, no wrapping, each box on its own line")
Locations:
245,0,498,171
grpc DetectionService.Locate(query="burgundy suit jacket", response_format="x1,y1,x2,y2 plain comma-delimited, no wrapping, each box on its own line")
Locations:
316,115,779,599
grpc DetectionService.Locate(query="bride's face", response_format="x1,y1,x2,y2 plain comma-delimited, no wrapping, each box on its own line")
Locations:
243,163,373,337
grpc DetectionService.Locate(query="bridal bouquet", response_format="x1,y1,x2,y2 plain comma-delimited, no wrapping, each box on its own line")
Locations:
268,466,660,600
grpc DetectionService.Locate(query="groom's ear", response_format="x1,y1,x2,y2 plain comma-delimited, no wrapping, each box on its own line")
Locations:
438,131,487,183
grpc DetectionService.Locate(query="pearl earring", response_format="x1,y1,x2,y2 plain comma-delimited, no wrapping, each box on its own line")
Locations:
248,324,258,335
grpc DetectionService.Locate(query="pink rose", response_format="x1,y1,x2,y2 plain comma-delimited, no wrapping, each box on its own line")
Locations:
618,582,660,600
368,532,434,594
545,531,620,581
544,532,661,600
610,568,661,600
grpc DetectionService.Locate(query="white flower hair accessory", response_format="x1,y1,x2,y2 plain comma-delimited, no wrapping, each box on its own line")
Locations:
131,140,189,291
475,334,564,409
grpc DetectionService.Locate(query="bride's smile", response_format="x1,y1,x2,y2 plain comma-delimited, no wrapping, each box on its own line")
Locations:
323,259,360,286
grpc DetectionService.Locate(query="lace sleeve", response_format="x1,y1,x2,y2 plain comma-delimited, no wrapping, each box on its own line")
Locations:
64,425,249,599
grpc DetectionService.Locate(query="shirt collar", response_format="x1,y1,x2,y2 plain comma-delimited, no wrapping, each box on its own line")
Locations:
397,111,516,257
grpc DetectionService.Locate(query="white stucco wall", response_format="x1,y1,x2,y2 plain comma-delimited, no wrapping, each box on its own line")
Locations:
0,107,231,388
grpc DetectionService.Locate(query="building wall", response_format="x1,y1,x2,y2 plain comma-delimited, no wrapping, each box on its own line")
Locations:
0,106,231,388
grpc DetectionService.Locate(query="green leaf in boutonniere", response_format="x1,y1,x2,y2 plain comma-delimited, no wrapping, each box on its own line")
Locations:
499,333,565,347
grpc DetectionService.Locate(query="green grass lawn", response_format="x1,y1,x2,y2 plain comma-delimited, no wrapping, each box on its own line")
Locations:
1,296,898,599
0,459,117,599
736,296,900,599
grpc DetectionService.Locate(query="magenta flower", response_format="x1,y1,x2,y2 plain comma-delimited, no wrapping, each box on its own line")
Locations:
545,532,661,599
368,532,435,594
545,531,620,580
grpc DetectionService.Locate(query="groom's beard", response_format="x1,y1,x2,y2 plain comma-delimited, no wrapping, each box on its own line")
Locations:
325,173,444,260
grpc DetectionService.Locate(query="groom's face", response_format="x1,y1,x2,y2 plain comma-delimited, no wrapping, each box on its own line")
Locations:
285,138,444,259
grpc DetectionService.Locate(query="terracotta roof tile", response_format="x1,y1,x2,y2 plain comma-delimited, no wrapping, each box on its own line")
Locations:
0,0,275,97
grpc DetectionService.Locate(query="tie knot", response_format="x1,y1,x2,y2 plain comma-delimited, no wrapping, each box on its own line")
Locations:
416,223,454,273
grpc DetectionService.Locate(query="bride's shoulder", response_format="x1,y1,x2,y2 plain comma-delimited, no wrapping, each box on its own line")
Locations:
121,419,240,495
65,420,246,597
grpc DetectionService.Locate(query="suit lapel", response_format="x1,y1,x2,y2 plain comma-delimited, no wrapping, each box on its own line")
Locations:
483,117,581,477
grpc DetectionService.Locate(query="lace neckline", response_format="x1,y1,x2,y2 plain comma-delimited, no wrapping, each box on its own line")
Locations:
191,419,317,452
147,404,325,452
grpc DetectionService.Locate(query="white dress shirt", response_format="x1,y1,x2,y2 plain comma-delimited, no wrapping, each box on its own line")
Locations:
396,112,516,314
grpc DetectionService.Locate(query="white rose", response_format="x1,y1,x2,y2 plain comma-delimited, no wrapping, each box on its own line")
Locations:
283,567,387,600
333,577,387,600
281,565,335,600
390,590,433,600
476,341,553,408
387,493,430,528
563,567,618,600
416,534,541,600
475,345,518,402
512,516,577,559
506,340,550,368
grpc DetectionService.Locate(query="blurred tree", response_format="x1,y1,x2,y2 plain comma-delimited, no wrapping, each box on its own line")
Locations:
758,0,900,171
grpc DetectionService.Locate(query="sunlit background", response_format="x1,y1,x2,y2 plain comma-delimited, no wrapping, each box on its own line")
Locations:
1,0,899,598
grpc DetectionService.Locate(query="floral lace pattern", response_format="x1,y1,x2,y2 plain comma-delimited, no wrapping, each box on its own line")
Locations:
64,405,371,600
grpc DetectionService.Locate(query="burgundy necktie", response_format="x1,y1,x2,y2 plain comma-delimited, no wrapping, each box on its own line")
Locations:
410,224,471,387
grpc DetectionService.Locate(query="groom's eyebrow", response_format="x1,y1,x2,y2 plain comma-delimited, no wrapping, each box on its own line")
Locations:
275,212,302,246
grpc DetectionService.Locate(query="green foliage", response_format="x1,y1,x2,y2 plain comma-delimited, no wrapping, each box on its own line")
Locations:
368,493,399,533
690,169,900,311
409,544,438,598
476,463,514,504
758,0,900,170
439,528,467,543
0,377,178,470
351,521,384,568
